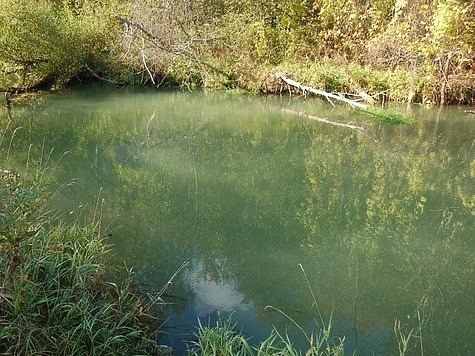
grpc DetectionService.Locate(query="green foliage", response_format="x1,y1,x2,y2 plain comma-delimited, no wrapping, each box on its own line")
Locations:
0,0,126,90
1,0,474,101
0,223,161,354
187,313,253,355
0,169,48,255
429,0,475,52
0,161,162,354
186,313,345,355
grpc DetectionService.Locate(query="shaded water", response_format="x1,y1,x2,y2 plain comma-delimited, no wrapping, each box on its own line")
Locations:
1,85,474,355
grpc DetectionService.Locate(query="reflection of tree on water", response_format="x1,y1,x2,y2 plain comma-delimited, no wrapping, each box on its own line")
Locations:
298,114,474,354
2,90,473,354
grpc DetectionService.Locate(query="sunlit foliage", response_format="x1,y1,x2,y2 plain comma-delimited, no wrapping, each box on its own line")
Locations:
0,0,473,103
0,0,125,89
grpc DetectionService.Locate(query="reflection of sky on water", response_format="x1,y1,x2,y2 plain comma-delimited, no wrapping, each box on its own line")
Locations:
163,259,392,355
184,259,254,316
163,259,268,354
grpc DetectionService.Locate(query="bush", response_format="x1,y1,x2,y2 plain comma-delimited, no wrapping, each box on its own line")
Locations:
0,0,126,90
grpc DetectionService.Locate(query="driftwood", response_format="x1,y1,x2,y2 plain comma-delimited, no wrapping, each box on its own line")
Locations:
282,108,366,133
278,75,369,109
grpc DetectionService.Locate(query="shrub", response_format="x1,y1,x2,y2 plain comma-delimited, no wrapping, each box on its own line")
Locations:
0,0,126,90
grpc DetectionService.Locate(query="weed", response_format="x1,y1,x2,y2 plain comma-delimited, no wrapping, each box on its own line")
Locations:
0,199,162,354
186,312,253,356
186,264,345,355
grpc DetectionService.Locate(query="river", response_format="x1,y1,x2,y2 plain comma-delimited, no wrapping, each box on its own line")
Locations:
1,85,474,355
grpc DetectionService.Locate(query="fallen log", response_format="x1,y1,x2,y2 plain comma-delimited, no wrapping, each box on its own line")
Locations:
278,74,412,125
278,75,369,109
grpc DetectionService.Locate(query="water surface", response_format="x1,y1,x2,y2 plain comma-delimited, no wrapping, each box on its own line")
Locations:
2,85,474,355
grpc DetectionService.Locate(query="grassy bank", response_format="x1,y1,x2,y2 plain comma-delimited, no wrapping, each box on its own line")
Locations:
0,168,164,354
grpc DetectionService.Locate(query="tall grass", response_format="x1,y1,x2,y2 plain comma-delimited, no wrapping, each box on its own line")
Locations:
186,313,253,356
0,225,160,354
358,107,413,125
0,141,166,354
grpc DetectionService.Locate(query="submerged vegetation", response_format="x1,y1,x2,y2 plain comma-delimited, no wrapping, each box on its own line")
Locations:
1,0,474,104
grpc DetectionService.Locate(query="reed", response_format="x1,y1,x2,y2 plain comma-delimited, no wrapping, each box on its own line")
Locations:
0,161,164,354
359,107,413,125
186,312,253,355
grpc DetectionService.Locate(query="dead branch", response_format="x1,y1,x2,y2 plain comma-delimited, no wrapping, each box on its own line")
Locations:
117,16,222,58
278,75,369,109
83,64,123,85
117,17,173,53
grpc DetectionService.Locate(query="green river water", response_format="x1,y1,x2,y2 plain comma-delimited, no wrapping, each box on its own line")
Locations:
1,85,474,355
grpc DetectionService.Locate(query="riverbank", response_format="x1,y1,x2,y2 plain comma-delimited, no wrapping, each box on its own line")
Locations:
0,168,164,355
1,0,474,106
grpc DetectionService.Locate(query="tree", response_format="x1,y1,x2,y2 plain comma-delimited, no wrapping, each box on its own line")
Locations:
0,0,124,90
